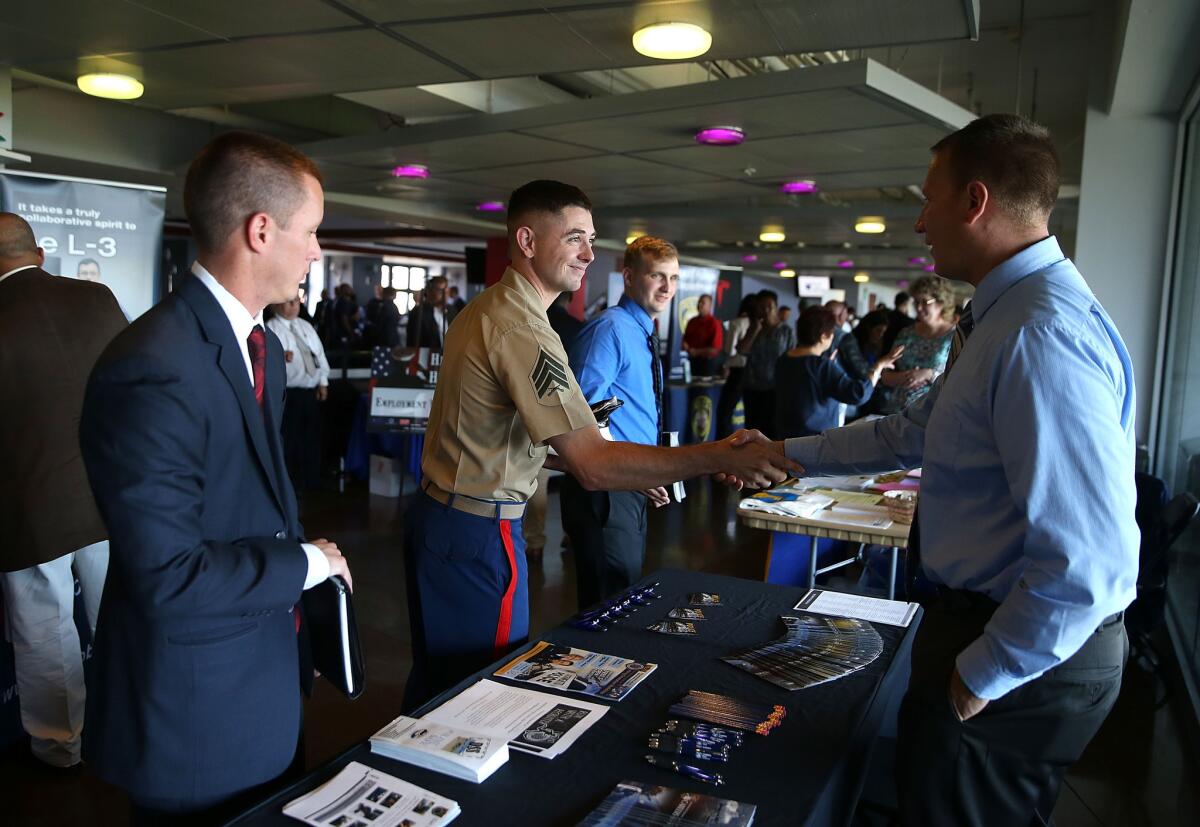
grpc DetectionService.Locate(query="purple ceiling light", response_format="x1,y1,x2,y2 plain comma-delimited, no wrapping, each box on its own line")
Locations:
837,259,854,269
741,254,758,263
897,279,910,289
907,256,926,265
476,200,505,212
923,263,936,272
772,261,788,270
391,164,429,179
781,179,818,194
695,126,744,146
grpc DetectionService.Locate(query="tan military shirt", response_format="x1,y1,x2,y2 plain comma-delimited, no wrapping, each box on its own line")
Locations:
421,266,595,501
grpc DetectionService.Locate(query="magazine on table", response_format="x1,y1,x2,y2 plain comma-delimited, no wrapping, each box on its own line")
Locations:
422,678,608,759
739,489,835,519
577,779,756,826
493,641,657,701
369,715,508,783
282,761,459,827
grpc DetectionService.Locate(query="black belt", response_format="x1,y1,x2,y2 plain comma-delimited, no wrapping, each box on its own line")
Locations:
929,586,1123,633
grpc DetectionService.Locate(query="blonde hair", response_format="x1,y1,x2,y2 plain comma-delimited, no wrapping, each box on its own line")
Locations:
909,275,957,321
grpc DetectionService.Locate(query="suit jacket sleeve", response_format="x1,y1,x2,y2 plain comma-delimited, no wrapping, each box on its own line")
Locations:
81,352,307,620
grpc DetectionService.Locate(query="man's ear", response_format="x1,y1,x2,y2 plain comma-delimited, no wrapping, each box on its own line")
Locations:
246,212,272,253
35,247,46,267
965,181,989,226
515,226,536,259
622,266,634,291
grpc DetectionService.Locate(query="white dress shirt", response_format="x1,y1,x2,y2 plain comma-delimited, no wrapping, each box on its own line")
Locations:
190,262,330,589
0,263,38,287
266,314,330,389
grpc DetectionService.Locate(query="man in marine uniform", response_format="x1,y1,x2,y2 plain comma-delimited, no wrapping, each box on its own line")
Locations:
404,180,796,709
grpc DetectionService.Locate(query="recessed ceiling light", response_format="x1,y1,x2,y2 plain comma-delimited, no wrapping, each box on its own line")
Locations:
908,256,927,265
837,259,855,268
632,22,712,60
759,227,785,243
781,180,818,194
695,126,744,146
772,261,789,270
476,201,504,212
780,269,796,278
77,73,143,100
923,263,937,272
392,164,429,179
855,216,886,234
626,231,646,245
741,254,758,263
853,272,871,283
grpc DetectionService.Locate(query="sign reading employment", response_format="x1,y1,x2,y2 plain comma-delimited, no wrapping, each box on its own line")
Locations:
370,386,434,426
0,171,166,318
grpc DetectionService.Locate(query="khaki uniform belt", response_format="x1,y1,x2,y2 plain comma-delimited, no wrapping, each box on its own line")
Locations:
422,480,526,520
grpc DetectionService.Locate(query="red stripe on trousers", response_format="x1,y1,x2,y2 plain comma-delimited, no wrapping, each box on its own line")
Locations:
494,519,518,656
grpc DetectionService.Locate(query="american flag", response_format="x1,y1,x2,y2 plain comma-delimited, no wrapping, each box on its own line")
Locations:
371,346,395,381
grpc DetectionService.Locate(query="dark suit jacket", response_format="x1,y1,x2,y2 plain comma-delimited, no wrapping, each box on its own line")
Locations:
405,302,449,349
80,273,308,802
0,267,126,572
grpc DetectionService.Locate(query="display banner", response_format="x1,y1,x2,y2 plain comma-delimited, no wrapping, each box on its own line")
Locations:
0,171,166,318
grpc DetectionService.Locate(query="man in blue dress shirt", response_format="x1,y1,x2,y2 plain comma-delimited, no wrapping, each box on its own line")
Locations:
730,114,1138,825
561,236,679,608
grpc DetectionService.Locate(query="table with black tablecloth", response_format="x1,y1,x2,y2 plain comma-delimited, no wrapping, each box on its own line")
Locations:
228,569,920,827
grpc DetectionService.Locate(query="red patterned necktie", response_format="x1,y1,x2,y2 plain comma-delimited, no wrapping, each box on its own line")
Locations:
247,325,266,411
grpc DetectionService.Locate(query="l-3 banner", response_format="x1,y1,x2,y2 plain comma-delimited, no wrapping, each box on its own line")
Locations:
0,171,166,318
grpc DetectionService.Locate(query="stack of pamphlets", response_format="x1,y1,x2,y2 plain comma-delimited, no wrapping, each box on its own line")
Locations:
577,779,756,826
722,614,884,691
369,715,508,783
283,761,459,826
493,641,657,701
738,489,835,519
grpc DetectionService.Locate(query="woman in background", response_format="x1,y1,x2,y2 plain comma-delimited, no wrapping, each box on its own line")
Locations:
875,275,956,414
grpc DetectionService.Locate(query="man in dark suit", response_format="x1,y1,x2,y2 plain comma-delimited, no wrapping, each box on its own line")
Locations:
0,213,126,769
405,274,451,349
80,131,352,823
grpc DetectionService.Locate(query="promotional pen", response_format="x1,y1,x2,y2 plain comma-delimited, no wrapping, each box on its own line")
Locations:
644,754,724,785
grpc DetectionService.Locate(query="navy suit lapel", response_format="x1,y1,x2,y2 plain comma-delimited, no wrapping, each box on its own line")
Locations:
263,331,300,529
178,275,287,516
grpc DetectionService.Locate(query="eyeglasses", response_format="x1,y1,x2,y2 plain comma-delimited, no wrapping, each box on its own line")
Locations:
915,297,939,307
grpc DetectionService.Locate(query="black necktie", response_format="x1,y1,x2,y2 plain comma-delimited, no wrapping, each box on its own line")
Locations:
648,330,663,442
905,302,974,597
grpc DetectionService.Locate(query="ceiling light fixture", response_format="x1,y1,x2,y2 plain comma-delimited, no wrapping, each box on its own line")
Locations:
626,231,646,245
853,272,871,283
759,227,785,243
476,201,505,212
855,216,886,234
392,164,429,179
781,179,818,194
632,22,713,60
907,256,927,265
741,254,758,263
923,263,937,272
780,269,796,278
77,73,144,100
837,259,854,268
772,261,788,270
695,126,744,146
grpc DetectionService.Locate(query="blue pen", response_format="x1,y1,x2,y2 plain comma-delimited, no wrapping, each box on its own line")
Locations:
644,754,724,785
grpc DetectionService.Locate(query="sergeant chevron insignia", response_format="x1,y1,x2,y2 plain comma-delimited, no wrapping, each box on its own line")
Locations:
530,347,569,400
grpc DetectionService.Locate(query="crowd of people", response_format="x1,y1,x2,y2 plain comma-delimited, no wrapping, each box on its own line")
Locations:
0,112,1140,827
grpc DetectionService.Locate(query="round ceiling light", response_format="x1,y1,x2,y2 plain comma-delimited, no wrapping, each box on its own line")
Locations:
837,259,855,269
392,164,429,179
855,216,886,234
772,261,788,270
781,179,818,194
741,253,758,263
853,272,871,283
923,263,937,272
780,269,796,278
77,73,144,100
695,126,744,146
625,231,646,245
476,200,504,212
632,22,713,60
907,255,927,265
759,228,786,243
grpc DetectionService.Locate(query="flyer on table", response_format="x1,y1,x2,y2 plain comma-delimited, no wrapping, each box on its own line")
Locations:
493,641,657,701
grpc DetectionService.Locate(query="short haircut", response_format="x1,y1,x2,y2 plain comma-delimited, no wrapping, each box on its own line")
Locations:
0,212,37,258
796,306,838,347
624,235,678,271
506,180,592,233
909,275,957,321
77,257,100,272
931,114,1060,225
382,286,397,299
895,291,911,306
184,130,323,252
698,293,712,303
757,289,779,305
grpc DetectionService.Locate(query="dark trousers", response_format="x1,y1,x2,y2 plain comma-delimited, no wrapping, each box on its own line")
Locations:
897,593,1127,827
402,493,528,712
560,475,648,610
741,388,776,437
715,367,744,439
282,386,322,491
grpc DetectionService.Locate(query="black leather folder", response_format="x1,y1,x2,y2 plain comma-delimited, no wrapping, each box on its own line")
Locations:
301,575,365,699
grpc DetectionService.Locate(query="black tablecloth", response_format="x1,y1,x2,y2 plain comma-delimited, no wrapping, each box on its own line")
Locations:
228,569,920,827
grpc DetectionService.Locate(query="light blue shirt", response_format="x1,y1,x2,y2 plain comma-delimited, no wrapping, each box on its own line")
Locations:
785,236,1139,700
569,295,658,446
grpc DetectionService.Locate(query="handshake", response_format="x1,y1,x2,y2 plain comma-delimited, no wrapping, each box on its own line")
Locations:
709,429,803,490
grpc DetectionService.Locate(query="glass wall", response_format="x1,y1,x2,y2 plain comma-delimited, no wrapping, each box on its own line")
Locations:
1158,77,1200,707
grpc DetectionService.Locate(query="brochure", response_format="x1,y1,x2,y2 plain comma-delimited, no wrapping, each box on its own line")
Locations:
282,761,459,827
794,588,919,627
577,780,756,826
369,715,508,783
738,490,835,519
422,679,608,759
493,641,657,701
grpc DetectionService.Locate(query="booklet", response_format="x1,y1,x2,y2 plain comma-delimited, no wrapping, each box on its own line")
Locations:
369,715,508,783
794,588,919,627
283,761,459,827
577,779,757,826
739,490,836,519
493,641,657,701
422,678,608,759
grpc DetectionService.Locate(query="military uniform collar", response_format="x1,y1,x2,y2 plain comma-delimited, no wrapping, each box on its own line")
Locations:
502,266,552,319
